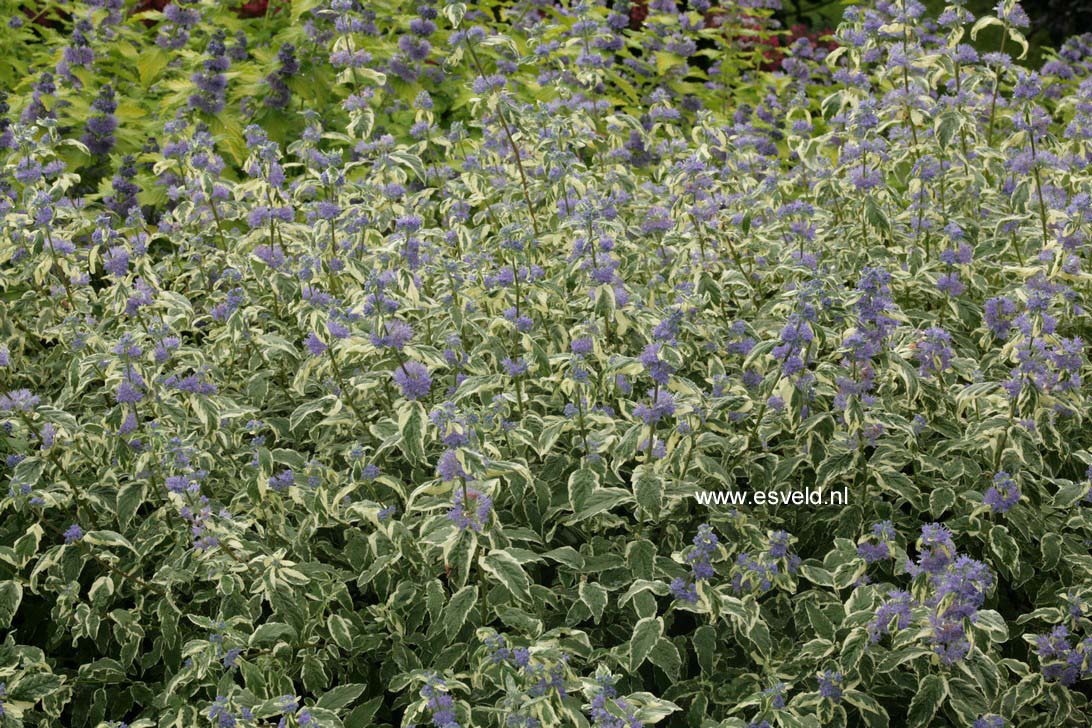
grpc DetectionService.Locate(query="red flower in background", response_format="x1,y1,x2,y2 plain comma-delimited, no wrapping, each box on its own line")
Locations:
130,0,278,20
134,0,170,11
728,19,839,72
236,0,272,18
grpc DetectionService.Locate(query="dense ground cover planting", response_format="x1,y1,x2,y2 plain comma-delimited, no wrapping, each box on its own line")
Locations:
2,0,1092,726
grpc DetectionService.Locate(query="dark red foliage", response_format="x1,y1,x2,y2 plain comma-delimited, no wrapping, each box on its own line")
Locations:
19,2,68,29
236,0,270,18
629,1,648,31
130,0,280,21
753,24,838,71
134,0,171,11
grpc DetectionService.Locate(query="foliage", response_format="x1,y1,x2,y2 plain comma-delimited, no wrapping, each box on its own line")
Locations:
1,1,1091,727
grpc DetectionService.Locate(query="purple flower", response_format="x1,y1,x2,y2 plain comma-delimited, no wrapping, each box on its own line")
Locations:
189,32,230,114
633,389,675,425
82,85,117,156
0,389,40,412
327,319,350,340
269,469,294,491
371,320,413,350
115,380,144,405
393,361,431,401
502,357,528,377
934,556,993,617
436,450,467,482
641,206,673,235
939,243,972,265
818,670,843,702
936,272,965,296
1034,625,1090,685
264,43,298,109
915,327,954,377
857,542,890,563
669,576,698,604
571,338,594,355
765,682,787,709
686,524,718,581
64,524,84,543
304,333,328,357
929,612,970,664
873,520,896,540
207,696,235,728
448,487,492,532
222,648,242,668
587,674,642,728
868,590,914,642
984,472,1020,513
639,343,673,385
767,530,791,559
316,201,341,220
911,522,956,576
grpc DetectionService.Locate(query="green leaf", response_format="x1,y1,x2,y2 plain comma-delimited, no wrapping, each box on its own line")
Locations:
935,111,962,148
14,525,41,561
865,197,889,232
83,530,137,553
399,402,426,464
929,487,955,517
301,654,329,693
1041,532,1062,570
327,614,354,651
970,16,1003,41
629,616,664,671
1007,27,1029,60
289,396,332,433
806,601,836,641
799,563,835,587
77,659,126,684
564,488,633,525
633,466,663,519
10,672,64,701
946,677,987,725
444,2,466,28
543,547,585,571
249,622,297,648
116,483,144,530
346,696,383,728
444,585,478,639
693,624,716,673
137,47,169,87
579,581,608,623
907,674,947,727
989,525,1018,568
654,51,683,76
629,692,681,723
568,468,598,512
972,610,1009,643
12,457,45,488
626,540,655,580
316,683,366,711
648,637,681,679
0,581,21,629
481,550,532,604
844,689,890,727
1000,673,1043,716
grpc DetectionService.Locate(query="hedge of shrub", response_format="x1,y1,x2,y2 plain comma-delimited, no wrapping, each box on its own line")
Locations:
1,1,1091,727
